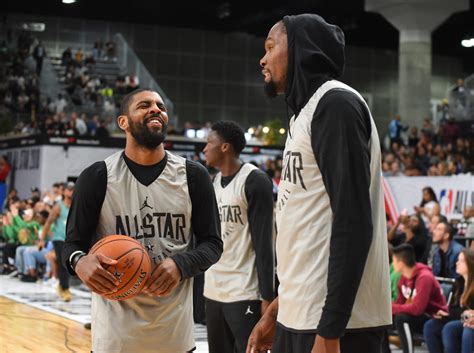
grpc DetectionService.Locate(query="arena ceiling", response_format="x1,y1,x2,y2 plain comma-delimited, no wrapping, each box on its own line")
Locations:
4,0,474,62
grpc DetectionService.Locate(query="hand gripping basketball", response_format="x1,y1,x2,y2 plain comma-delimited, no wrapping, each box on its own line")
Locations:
142,257,182,297
75,252,120,295
78,235,152,300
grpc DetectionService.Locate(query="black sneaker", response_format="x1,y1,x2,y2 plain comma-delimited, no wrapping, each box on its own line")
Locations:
20,275,38,283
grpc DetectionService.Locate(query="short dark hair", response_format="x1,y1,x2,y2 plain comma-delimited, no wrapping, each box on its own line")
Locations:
440,221,455,241
119,88,152,116
211,120,246,155
436,214,448,223
393,244,416,267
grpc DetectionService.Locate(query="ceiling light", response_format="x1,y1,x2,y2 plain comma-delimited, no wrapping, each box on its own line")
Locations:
461,38,474,48
262,126,270,134
62,0,77,4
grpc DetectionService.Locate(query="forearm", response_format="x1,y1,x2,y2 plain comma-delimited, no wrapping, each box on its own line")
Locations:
264,297,279,318
171,235,223,279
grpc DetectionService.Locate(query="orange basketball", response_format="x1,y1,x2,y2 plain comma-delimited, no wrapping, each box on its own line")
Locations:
89,235,151,301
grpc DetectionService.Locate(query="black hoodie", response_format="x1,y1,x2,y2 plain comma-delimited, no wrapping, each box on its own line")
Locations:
281,15,378,338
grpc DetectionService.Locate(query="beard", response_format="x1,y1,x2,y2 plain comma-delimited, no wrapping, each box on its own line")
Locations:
264,80,279,98
128,115,168,149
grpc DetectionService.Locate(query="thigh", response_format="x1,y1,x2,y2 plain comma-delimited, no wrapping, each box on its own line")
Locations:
223,300,261,353
341,330,384,353
273,324,315,353
205,299,234,353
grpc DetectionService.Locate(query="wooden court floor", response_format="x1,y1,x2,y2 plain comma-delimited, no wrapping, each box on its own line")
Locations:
0,296,91,352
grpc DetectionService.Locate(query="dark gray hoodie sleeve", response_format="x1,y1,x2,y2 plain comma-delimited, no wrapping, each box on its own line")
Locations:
311,89,373,338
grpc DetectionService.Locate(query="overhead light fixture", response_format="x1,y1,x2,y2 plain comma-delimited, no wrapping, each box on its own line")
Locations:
461,38,474,48
62,0,77,4
262,126,270,134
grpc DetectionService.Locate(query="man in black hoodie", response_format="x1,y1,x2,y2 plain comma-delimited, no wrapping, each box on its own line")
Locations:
246,14,392,353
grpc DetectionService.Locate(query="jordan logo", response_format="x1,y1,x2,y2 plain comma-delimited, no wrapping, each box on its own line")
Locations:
113,269,124,283
140,196,153,211
245,305,254,315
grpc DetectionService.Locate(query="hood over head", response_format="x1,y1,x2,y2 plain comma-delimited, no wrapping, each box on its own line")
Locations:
282,14,345,117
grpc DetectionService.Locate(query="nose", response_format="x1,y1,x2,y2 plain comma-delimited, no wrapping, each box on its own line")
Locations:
203,144,208,153
259,54,266,68
149,102,163,115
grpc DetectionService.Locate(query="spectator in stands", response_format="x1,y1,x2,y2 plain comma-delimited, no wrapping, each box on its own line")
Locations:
39,182,74,302
53,94,68,114
75,112,88,135
431,221,464,279
20,210,51,282
93,39,103,61
387,244,448,353
1,207,18,274
12,204,40,277
75,48,84,65
61,47,72,66
423,249,474,353
407,126,419,148
125,74,139,92
389,243,401,302
0,155,11,185
414,186,440,226
32,41,45,76
388,114,408,146
442,117,460,146
388,214,430,263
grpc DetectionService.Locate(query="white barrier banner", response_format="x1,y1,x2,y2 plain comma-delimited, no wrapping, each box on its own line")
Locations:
384,174,473,220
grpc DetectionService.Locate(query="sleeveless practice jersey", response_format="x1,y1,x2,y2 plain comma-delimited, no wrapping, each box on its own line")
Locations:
92,151,194,353
204,163,262,302
275,80,392,331
52,200,69,241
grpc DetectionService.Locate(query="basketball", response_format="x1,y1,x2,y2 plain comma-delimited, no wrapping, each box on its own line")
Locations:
89,235,152,301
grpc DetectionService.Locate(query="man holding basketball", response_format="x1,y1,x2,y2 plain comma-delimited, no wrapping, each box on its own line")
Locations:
246,14,391,353
63,88,223,353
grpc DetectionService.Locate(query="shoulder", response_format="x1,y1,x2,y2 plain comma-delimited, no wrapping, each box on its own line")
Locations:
247,168,271,185
78,161,107,183
185,159,211,183
313,88,370,133
318,88,367,113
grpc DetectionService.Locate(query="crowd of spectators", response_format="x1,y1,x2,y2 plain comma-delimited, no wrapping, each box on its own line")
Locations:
0,183,72,299
385,186,474,353
0,32,41,125
383,115,473,177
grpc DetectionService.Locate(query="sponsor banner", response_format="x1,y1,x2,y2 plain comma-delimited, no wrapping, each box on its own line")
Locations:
384,174,473,220
0,134,283,155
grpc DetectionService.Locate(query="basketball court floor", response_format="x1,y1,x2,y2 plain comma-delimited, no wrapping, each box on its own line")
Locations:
0,275,208,352
0,275,426,353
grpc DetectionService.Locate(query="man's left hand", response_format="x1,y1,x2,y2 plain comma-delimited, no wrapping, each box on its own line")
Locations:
311,335,340,353
142,258,181,297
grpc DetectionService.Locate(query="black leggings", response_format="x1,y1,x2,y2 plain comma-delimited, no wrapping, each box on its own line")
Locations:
53,240,69,290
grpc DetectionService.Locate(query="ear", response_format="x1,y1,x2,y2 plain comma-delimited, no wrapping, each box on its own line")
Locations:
221,142,231,153
117,115,129,132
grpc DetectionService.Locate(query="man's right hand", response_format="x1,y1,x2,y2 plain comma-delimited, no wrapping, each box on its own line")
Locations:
75,253,119,295
246,312,276,353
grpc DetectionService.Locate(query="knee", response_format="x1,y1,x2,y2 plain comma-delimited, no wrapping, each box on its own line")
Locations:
394,314,410,327
423,319,435,337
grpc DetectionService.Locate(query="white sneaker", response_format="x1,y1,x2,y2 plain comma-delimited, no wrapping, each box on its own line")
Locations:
8,270,18,278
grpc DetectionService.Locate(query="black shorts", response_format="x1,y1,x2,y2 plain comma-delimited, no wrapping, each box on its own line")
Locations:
205,298,261,353
273,324,384,353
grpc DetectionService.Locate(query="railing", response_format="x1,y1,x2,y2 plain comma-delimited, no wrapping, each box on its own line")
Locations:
113,33,175,124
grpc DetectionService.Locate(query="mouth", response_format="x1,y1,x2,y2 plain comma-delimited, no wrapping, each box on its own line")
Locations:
145,116,164,129
262,70,271,82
